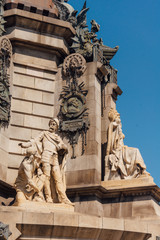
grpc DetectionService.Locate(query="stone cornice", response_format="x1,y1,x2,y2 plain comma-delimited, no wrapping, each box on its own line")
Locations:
67,178,160,203
4,8,75,45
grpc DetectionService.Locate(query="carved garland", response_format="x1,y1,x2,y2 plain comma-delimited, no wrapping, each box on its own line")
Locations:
59,53,89,159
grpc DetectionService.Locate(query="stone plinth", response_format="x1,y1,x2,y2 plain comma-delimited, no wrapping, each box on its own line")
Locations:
0,206,156,240
67,178,160,221
13,201,74,213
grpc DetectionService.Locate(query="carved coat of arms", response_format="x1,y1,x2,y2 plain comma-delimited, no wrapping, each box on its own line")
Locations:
59,53,89,158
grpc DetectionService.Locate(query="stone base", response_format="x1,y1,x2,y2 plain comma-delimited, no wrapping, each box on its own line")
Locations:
67,177,160,220
0,206,159,240
101,175,155,190
13,201,74,213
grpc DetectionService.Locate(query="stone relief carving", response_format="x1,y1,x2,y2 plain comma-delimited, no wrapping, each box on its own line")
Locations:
105,108,150,180
53,0,119,64
59,53,89,159
15,118,74,206
70,16,119,64
0,0,12,129
0,222,12,240
0,0,6,36
53,0,74,22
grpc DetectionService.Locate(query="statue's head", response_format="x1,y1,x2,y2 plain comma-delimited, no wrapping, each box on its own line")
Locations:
108,108,120,122
49,118,59,132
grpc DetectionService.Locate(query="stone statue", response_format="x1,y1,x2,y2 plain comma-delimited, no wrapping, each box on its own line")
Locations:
105,108,150,180
16,118,73,206
15,145,46,204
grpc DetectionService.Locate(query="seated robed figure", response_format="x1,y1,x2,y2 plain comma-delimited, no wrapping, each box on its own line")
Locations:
105,108,149,181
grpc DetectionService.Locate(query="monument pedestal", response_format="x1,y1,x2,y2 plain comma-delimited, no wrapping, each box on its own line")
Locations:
0,1,159,240
0,205,156,240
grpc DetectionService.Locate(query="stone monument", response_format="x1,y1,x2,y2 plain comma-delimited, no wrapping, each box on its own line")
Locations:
0,0,160,239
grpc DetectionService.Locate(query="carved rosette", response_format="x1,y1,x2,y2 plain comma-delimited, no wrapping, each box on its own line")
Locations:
0,36,12,128
59,53,89,159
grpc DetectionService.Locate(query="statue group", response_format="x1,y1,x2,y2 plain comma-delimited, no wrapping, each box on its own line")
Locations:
14,109,149,205
105,108,150,180
15,118,73,206
15,109,150,206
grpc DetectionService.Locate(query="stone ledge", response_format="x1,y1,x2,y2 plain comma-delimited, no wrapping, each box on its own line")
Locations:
67,179,160,203
4,8,75,45
6,28,69,56
13,201,74,213
0,206,155,240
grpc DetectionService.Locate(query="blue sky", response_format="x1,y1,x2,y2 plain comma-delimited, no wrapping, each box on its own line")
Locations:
69,0,160,185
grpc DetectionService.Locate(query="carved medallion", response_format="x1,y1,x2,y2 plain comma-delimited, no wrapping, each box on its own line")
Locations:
59,53,89,158
63,53,86,78
61,91,86,119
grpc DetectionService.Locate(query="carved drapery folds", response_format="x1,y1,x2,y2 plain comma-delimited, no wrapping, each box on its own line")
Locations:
0,222,12,240
105,108,150,181
0,36,12,128
59,53,89,159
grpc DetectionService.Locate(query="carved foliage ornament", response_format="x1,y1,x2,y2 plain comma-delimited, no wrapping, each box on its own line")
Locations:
0,0,12,129
59,53,89,159
0,37,12,128
0,222,12,240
